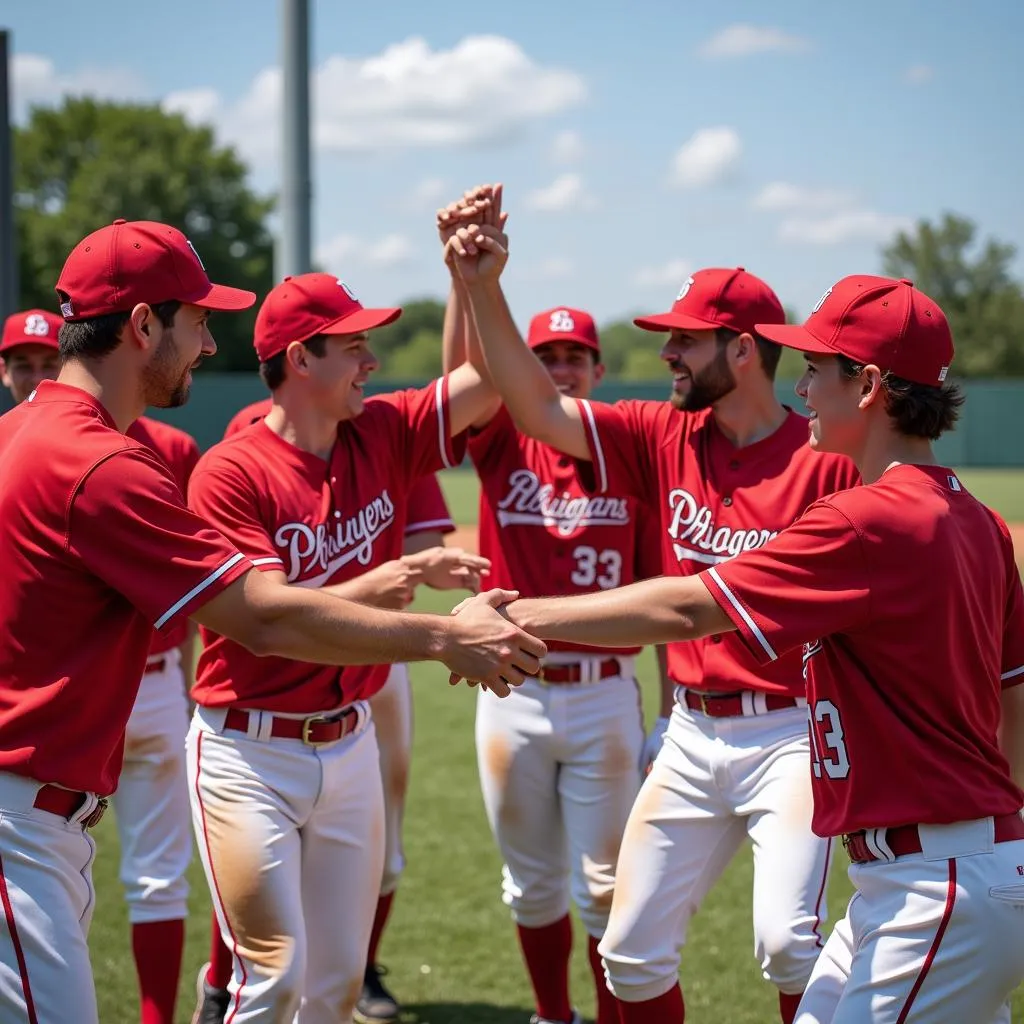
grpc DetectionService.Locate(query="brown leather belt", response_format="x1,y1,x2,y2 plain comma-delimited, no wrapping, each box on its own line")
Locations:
843,813,1024,864
33,785,108,829
223,707,359,746
683,689,803,717
537,658,621,685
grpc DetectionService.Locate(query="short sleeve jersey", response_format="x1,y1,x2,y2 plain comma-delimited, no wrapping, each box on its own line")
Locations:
577,400,859,694
404,474,456,537
127,416,202,655
0,383,249,794
703,465,1024,836
470,406,659,655
189,380,465,711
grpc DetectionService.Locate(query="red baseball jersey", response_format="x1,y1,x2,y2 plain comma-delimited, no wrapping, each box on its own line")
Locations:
577,400,859,695
224,396,455,537
0,382,249,794
470,406,658,655
189,380,465,711
223,396,271,437
703,465,1024,837
127,416,202,656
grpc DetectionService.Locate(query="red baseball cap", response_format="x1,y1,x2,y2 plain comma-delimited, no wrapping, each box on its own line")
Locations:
756,275,954,387
55,219,256,320
634,267,785,336
0,309,63,356
254,273,402,362
526,307,600,354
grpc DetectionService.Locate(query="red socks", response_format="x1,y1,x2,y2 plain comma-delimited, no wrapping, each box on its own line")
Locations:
615,983,684,1024
367,891,396,967
516,916,574,1023
207,911,233,990
779,991,803,1023
587,934,620,1024
131,919,185,1024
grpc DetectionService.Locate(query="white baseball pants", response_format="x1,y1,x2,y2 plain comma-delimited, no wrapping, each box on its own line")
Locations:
186,703,385,1024
599,698,832,1003
0,772,103,1024
111,649,192,923
796,821,1024,1023
475,660,644,938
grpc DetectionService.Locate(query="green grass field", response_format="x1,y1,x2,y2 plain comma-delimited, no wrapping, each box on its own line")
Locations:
86,467,1024,1022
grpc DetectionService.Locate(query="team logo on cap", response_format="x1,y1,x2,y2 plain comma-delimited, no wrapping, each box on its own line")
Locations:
336,279,358,301
676,276,695,301
59,301,74,319
811,287,833,314
23,313,52,337
185,240,206,271
549,309,575,333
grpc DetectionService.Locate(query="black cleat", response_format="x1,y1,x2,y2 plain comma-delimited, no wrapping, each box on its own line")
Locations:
191,962,231,1024
354,963,401,1023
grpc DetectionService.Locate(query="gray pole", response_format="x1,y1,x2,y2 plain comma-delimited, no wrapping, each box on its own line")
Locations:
0,29,17,321
277,0,312,280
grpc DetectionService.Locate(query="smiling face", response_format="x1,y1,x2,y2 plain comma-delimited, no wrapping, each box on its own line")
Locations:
304,331,380,421
660,327,737,412
795,353,872,455
1,343,61,403
532,340,603,399
141,302,217,408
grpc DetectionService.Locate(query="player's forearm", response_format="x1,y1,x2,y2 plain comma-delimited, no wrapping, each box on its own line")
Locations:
321,573,393,608
442,281,470,374
505,576,733,648
403,529,447,555
253,584,451,665
463,278,563,436
1000,684,1024,792
177,625,197,692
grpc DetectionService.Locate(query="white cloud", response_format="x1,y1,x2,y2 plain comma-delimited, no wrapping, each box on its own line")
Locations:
779,210,912,245
316,232,416,272
670,127,742,189
538,257,574,278
365,234,416,267
410,178,449,208
550,129,585,164
752,182,857,212
11,54,147,119
168,36,586,163
699,24,811,59
633,259,693,290
164,87,222,126
525,173,595,212
904,64,934,85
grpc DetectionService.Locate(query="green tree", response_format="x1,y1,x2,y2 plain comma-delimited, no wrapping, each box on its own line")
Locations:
14,98,274,371
881,213,1024,376
371,298,447,367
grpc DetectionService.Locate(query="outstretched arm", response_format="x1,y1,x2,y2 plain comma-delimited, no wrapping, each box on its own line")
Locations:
498,575,734,648
446,194,594,461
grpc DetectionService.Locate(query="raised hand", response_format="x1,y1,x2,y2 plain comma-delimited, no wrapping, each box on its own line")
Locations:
403,546,491,593
438,184,507,267
443,588,546,696
446,222,509,285
359,558,425,609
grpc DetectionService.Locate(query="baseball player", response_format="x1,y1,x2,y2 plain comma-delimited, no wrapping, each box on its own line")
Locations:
0,309,62,403
0,218,544,1024
482,274,1024,1023
437,188,672,1024
2,306,205,1024
446,209,859,1022
191,440,463,1024
184,268,517,1024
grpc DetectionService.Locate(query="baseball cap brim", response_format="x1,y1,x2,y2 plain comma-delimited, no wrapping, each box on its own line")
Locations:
633,311,723,333
528,330,600,352
320,307,402,335
755,322,836,355
193,282,259,312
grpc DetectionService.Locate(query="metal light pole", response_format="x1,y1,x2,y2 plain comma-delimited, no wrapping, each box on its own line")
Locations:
277,0,312,280
0,29,17,321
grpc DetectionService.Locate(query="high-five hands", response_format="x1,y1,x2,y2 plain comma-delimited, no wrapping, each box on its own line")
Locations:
437,184,509,284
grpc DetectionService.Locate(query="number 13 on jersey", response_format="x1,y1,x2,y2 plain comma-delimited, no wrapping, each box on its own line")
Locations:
809,699,851,779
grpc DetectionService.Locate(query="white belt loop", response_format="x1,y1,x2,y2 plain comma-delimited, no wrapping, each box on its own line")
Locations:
865,828,897,863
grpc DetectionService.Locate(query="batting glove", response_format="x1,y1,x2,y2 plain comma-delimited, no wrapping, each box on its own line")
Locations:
640,716,670,774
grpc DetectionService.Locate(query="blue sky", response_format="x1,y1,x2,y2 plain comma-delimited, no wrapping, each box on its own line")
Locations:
7,0,1024,326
